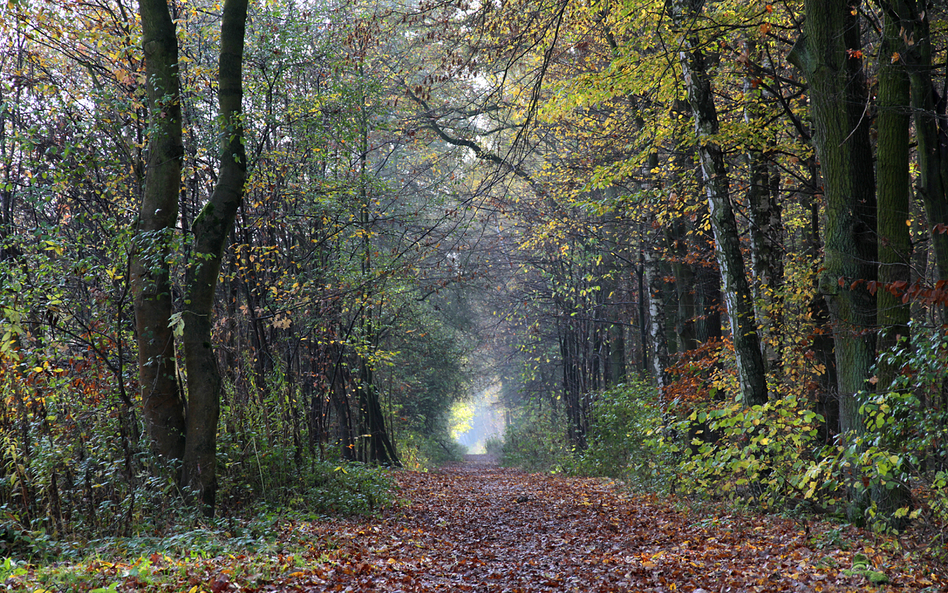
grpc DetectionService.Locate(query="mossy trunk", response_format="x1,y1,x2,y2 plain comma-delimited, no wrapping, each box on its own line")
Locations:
873,0,916,530
897,0,948,289
790,0,877,518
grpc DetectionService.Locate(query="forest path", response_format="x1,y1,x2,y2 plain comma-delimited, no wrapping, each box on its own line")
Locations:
277,464,942,592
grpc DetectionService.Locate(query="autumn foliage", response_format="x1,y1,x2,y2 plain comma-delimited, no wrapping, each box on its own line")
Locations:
2,0,948,584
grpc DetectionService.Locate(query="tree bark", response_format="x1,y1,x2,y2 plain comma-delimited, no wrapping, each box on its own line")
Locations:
358,361,400,465
896,0,948,287
670,0,768,406
644,231,670,393
133,0,186,463
181,0,249,515
666,219,699,352
873,0,919,528
790,0,877,438
790,0,877,521
744,38,784,370
875,4,912,390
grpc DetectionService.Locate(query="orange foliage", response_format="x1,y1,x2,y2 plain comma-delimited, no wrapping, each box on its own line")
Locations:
662,337,732,408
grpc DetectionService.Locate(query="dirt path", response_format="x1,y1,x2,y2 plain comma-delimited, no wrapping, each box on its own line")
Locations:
275,463,943,592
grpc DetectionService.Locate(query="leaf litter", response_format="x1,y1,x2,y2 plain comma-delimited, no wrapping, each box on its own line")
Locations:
6,462,947,592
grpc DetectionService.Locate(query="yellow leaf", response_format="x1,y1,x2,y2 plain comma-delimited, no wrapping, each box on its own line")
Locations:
891,52,900,63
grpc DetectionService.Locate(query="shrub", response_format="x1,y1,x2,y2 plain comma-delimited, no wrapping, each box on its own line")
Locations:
799,323,948,531
673,394,824,510
500,408,570,472
215,380,393,517
396,431,466,470
483,436,503,458
572,378,677,492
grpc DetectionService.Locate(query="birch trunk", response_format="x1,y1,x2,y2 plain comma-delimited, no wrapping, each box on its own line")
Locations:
670,0,768,406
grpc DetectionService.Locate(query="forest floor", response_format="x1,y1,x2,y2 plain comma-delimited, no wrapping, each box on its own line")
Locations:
7,458,948,592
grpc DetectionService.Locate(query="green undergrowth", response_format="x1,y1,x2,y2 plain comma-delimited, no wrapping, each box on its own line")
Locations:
496,378,676,487
496,364,948,541
497,407,571,473
0,458,393,564
0,351,396,565
568,378,675,491
0,464,395,591
397,431,467,470
0,514,342,592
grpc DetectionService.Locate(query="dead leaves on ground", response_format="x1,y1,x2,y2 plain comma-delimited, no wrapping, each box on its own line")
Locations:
5,465,947,592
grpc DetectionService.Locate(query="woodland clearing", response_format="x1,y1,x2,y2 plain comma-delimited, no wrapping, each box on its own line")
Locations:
4,457,946,592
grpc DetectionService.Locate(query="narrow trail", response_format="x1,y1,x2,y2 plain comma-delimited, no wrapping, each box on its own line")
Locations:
272,461,943,592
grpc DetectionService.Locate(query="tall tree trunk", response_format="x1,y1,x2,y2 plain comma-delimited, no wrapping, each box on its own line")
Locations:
133,0,186,463
802,155,840,439
790,0,877,519
637,237,650,373
358,361,400,465
671,0,768,406
896,0,948,287
875,5,912,390
181,0,249,515
896,0,948,475
644,232,670,393
333,367,357,461
666,219,699,352
873,1,913,526
744,38,784,370
600,195,628,387
790,0,877,435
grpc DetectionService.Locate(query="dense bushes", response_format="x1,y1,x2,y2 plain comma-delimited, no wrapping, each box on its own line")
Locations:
671,395,824,508
498,408,571,472
0,362,393,561
570,378,676,492
397,432,467,469
497,378,677,488
798,324,948,529
495,341,948,534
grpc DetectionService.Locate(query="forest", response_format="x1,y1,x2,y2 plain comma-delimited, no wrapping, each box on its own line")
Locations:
1,0,948,587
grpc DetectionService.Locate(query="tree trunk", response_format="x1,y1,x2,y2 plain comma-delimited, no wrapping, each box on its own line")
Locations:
790,0,877,436
875,4,912,390
644,232,670,393
802,156,840,440
666,219,699,352
358,361,400,465
897,0,948,287
637,238,650,373
790,0,877,519
744,38,784,370
872,1,913,527
181,0,249,515
601,193,628,387
133,0,186,463
671,0,768,406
